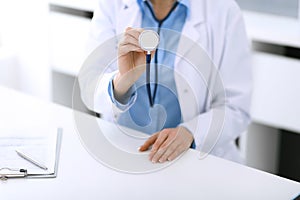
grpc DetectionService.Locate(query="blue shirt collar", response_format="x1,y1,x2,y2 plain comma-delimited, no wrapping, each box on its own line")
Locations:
137,0,191,18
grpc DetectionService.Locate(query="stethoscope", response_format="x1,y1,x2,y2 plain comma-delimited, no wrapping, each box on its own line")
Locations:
139,30,160,107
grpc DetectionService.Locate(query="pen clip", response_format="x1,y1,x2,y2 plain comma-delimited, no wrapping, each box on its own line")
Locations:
0,167,27,181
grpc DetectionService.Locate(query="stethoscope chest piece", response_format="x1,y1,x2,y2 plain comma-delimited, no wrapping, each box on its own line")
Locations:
139,30,160,53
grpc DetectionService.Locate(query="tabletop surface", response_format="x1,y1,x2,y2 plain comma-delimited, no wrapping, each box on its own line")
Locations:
0,86,299,200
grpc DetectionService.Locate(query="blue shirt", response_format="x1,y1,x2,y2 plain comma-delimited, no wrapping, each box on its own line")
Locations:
108,0,189,134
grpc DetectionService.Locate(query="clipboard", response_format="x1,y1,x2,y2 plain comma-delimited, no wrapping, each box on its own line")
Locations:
0,128,63,180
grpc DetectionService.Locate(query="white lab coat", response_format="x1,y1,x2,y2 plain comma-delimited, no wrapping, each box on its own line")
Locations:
79,0,252,163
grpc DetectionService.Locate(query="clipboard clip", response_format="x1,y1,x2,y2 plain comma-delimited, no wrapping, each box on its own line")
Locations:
0,167,27,181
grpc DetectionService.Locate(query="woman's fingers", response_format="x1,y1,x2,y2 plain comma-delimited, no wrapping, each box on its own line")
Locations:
125,27,144,41
167,144,187,161
139,133,159,151
144,127,194,163
119,28,144,51
149,129,170,153
118,43,143,56
119,33,140,47
149,129,177,162
156,140,182,163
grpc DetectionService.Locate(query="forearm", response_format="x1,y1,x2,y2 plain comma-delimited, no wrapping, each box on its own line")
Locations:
112,71,138,99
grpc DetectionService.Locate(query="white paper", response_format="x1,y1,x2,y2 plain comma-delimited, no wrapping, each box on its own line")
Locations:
0,132,57,175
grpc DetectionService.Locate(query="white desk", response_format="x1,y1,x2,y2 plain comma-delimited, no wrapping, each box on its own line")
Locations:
0,86,299,199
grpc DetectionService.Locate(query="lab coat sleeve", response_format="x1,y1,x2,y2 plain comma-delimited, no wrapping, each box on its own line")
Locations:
181,4,252,157
85,0,116,55
78,0,121,119
108,78,138,112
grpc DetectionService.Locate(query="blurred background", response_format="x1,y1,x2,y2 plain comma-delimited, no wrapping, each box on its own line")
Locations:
0,0,299,182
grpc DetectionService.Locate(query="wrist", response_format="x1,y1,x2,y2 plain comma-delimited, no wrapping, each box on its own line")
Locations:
179,126,195,148
113,72,132,99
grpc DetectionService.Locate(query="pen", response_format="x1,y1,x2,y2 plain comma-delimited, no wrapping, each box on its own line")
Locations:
15,150,48,170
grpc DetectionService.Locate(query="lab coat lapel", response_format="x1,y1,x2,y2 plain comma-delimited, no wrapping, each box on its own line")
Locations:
175,0,206,68
117,0,142,34
175,0,208,121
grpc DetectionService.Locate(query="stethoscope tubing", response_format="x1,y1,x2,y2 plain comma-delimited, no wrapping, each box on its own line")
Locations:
146,53,155,107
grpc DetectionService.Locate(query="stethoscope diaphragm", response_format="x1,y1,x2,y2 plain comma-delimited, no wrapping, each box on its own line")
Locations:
139,30,160,53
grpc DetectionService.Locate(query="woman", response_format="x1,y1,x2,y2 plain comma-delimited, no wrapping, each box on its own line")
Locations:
80,0,252,164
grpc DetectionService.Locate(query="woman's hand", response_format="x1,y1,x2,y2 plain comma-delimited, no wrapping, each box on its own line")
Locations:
114,27,152,99
139,127,194,163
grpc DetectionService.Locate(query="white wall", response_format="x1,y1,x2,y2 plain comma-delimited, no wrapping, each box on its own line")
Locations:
0,0,51,100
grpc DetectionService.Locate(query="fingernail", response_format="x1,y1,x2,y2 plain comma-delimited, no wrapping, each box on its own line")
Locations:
159,159,163,163
152,159,156,163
